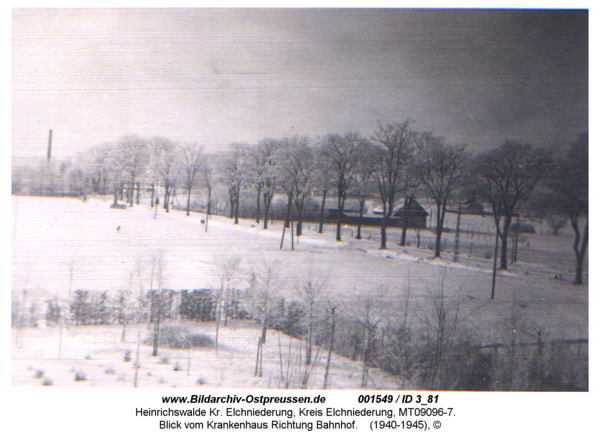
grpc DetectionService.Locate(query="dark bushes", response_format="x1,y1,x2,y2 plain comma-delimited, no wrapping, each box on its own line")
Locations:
144,324,214,349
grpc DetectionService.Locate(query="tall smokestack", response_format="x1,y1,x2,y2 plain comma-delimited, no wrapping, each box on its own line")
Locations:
47,129,52,160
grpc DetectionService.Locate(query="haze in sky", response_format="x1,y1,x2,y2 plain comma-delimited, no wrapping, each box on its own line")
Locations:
12,8,588,159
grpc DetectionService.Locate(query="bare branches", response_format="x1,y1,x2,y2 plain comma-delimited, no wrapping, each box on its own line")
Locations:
473,141,552,269
545,132,588,283
370,119,418,249
179,143,205,216
320,132,369,241
415,135,469,257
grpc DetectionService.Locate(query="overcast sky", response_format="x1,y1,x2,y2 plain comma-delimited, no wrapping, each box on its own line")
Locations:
11,8,588,159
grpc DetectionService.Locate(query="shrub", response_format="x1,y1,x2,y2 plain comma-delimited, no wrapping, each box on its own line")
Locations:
75,371,87,381
269,299,307,338
144,323,214,349
185,333,214,348
45,300,61,325
179,289,215,321
42,378,53,386
124,350,131,362
34,369,44,378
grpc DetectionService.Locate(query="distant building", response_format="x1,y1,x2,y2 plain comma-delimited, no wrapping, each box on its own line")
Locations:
390,197,429,229
461,198,485,216
327,197,429,229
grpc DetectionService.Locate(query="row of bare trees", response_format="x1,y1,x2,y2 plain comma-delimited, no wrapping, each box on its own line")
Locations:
13,123,587,283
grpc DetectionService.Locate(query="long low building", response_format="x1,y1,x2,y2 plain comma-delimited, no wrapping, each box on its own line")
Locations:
327,197,429,229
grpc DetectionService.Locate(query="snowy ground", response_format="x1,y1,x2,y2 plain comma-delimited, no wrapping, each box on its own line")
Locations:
12,322,402,389
11,195,588,388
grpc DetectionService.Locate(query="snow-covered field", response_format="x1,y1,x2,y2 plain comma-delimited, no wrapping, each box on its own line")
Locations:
12,322,402,389
11,196,588,388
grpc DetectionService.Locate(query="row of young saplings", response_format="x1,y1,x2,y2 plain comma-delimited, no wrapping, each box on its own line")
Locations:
38,287,588,391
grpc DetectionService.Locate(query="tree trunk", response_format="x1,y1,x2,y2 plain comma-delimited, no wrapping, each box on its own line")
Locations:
305,303,314,365
205,188,212,233
152,317,160,356
500,215,512,270
361,327,371,388
214,292,222,353
356,199,365,240
228,189,235,219
380,215,388,250
401,196,410,246
572,216,588,284
318,189,327,234
256,186,262,224
207,188,212,216
335,192,344,242
163,184,170,212
263,191,272,230
186,188,192,216
434,203,443,257
129,180,135,206
323,307,336,389
280,193,293,249
234,186,240,225
295,199,304,237
434,199,448,258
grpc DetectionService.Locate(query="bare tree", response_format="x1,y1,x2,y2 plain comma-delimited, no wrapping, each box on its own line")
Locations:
248,138,281,230
293,272,329,365
201,156,214,232
117,135,149,206
416,134,469,257
149,251,168,357
313,146,333,234
322,299,339,389
418,275,463,389
398,154,421,247
218,144,247,225
80,143,113,196
247,144,265,224
179,142,205,216
213,255,242,353
150,137,180,213
351,287,388,388
371,119,417,249
106,145,127,207
320,132,367,241
473,141,552,270
351,147,376,240
249,261,284,377
547,133,588,284
277,136,316,237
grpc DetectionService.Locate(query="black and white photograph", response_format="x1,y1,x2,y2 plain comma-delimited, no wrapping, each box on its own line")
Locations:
9,4,592,435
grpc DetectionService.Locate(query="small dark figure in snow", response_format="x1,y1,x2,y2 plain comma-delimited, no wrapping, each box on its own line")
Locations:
117,225,121,232
201,219,205,224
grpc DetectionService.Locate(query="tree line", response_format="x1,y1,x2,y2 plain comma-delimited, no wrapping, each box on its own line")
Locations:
12,122,588,283
16,261,587,391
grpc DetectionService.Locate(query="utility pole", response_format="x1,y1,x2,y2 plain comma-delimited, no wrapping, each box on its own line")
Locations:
491,228,500,300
